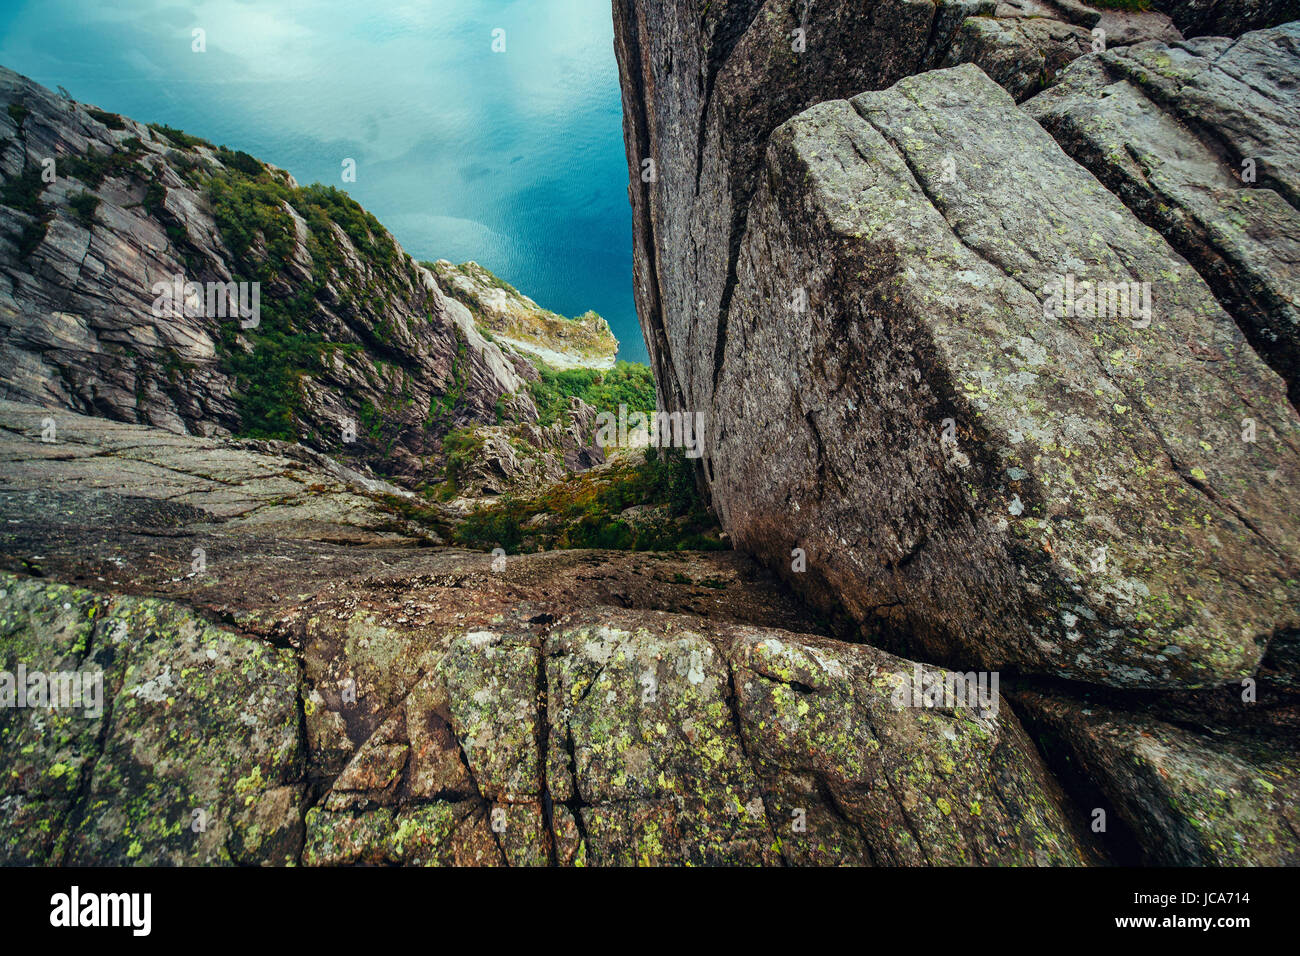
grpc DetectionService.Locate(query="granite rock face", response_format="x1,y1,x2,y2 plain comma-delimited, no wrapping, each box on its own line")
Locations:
0,398,1089,865
0,65,530,487
1018,689,1300,865
2,2,1299,867
941,0,1184,101
650,60,1300,688
1148,0,1298,37
611,0,1300,865
611,0,1201,422
1027,24,1300,403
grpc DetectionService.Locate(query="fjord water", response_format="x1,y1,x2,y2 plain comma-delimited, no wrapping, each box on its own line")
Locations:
0,0,646,361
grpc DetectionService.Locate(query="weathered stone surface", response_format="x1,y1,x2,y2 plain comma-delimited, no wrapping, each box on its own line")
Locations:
1027,25,1300,402
940,1,1183,101
0,574,303,865
707,64,1300,688
941,12,1095,101
614,0,999,416
727,626,1087,864
1147,0,1298,37
0,394,1094,865
305,610,1088,866
0,398,432,543
612,0,1193,422
1018,688,1300,864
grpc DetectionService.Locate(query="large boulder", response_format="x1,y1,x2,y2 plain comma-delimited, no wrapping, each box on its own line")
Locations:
302,610,1088,866
612,0,1194,420
708,64,1300,687
0,574,303,865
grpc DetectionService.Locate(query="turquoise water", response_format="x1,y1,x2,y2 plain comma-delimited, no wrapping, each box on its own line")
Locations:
0,0,646,362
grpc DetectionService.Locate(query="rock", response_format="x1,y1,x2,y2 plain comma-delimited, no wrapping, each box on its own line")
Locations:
941,13,1095,101
612,0,1193,416
1145,0,1299,37
431,260,619,370
708,64,1298,688
441,396,607,501
614,0,996,415
0,391,1091,865
939,3,1183,101
0,65,533,487
1026,24,1300,403
0,398,435,544
1017,689,1300,865
303,609,1088,866
0,574,303,865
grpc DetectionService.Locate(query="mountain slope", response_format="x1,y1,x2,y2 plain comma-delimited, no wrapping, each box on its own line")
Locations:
0,65,531,486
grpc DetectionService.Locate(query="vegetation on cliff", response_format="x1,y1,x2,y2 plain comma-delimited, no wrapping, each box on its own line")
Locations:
201,147,413,441
454,447,722,554
429,258,619,370
525,360,656,427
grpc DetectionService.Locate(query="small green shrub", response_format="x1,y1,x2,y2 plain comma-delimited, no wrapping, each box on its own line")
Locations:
0,164,48,214
147,123,212,150
68,190,101,227
86,107,126,130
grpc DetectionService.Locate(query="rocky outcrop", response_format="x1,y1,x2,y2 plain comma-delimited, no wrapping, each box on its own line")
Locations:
611,0,1205,419
443,396,608,501
0,65,533,487
0,398,1089,865
1017,689,1300,865
613,0,1300,865
941,0,1183,101
1026,24,1300,402
303,611,1086,866
1147,0,1298,37
3,2,1298,867
636,57,1300,688
431,260,619,371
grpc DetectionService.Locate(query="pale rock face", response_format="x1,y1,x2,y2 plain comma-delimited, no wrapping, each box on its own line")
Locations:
431,259,620,371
